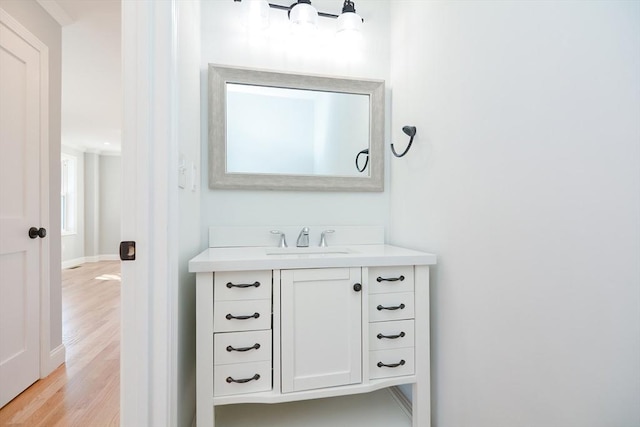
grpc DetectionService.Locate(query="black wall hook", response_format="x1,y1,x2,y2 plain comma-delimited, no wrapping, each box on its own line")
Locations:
391,126,417,158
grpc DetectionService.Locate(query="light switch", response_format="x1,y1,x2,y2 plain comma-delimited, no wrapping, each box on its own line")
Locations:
190,162,197,192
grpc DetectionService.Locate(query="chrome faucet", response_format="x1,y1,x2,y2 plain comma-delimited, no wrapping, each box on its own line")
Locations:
296,227,310,247
270,230,287,248
319,229,335,247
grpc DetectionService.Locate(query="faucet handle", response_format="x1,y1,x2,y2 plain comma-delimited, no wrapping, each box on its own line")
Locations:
270,230,287,248
319,229,335,247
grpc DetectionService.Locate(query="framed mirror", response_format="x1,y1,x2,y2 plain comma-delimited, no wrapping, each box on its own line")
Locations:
208,64,385,191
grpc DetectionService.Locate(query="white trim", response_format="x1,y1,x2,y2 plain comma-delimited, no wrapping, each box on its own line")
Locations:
62,257,85,270
61,254,120,269
121,2,178,426
389,386,412,418
48,344,66,373
35,0,73,26
0,8,55,381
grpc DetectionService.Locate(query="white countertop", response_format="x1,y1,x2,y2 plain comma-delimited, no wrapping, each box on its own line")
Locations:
189,244,437,272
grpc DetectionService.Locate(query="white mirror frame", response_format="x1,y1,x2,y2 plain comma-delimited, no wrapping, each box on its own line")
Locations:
208,64,385,191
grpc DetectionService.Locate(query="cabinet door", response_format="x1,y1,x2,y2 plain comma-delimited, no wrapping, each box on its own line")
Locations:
281,268,362,393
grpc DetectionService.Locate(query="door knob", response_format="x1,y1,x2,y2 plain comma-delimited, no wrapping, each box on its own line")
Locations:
28,227,46,239
353,283,362,292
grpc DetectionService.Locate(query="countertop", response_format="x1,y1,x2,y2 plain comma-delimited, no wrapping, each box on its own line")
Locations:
188,244,437,272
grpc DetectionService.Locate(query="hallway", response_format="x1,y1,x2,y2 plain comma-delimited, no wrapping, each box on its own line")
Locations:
0,261,120,426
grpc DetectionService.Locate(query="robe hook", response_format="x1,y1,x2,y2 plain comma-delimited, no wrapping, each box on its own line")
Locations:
391,125,417,158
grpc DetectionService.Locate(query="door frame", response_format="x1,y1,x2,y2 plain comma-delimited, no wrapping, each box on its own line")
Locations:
0,7,56,379
120,1,178,425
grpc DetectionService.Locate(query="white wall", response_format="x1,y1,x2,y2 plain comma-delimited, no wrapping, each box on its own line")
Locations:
1,0,63,354
60,151,121,265
199,0,391,244
389,1,640,426
61,146,85,263
98,155,121,256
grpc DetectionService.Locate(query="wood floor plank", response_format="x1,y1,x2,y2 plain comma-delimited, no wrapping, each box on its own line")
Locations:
0,261,121,427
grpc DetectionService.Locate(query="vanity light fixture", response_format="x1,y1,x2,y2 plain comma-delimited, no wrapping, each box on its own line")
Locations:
233,0,364,34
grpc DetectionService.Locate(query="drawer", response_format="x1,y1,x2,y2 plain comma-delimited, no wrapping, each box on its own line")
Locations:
214,360,272,396
369,292,414,322
214,270,272,301
369,320,414,351
214,330,272,365
214,299,271,332
369,347,415,380
368,266,414,294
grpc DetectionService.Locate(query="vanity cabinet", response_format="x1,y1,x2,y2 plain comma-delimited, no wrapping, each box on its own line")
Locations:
190,241,436,427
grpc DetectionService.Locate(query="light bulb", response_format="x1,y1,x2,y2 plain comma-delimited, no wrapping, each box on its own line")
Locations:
289,2,318,33
336,12,362,34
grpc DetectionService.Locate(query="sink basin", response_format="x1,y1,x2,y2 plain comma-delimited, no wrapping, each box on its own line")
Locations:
265,247,355,256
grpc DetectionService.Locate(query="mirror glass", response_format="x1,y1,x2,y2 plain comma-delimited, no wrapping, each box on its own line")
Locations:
209,65,385,191
226,83,370,177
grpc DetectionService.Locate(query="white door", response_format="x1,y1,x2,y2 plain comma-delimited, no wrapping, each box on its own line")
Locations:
281,267,362,393
0,16,43,408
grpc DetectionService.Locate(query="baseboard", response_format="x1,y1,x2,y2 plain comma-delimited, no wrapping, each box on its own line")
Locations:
47,344,66,375
62,257,85,269
389,386,412,418
62,255,119,268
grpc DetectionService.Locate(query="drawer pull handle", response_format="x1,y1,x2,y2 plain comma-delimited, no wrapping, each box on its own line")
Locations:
226,374,261,384
377,332,406,340
377,303,406,311
226,343,261,352
226,281,260,289
376,275,405,282
377,360,406,368
225,312,260,320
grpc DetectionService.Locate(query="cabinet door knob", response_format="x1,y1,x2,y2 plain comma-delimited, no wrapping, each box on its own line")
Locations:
353,283,362,292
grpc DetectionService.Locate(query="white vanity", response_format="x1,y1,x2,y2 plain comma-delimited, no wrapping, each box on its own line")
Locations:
189,227,437,426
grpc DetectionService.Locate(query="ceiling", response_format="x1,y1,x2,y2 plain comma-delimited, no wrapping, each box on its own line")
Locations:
49,0,122,154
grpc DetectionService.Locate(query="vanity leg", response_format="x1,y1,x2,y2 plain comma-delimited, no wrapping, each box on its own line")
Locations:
196,273,215,427
413,265,431,427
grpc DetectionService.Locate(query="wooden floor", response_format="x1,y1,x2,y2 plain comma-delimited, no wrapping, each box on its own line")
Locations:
0,261,121,427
